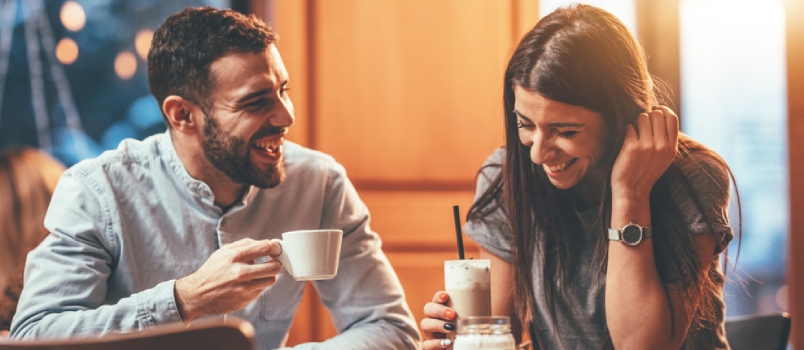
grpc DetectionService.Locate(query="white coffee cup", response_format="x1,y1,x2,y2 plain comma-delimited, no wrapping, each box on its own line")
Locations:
270,229,343,281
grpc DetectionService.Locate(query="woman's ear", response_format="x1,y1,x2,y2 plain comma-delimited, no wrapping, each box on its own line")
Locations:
162,96,201,135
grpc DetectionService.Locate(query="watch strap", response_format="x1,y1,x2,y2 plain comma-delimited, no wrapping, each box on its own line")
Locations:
607,228,620,241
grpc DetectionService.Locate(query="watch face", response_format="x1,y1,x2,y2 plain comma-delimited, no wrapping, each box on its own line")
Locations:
622,225,643,245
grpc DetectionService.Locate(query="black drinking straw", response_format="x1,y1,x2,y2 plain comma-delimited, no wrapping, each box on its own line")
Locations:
452,205,465,260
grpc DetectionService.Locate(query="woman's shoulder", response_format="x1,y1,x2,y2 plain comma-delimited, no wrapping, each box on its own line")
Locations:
474,147,505,182
483,147,506,166
667,134,732,206
675,135,731,186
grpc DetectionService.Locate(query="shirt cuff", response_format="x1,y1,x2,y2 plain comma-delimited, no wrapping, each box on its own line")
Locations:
135,280,183,329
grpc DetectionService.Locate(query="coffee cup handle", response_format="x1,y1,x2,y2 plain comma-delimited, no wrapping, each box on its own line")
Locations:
270,239,293,276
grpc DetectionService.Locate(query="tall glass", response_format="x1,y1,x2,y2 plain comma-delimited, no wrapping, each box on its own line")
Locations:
444,259,491,348
453,316,516,350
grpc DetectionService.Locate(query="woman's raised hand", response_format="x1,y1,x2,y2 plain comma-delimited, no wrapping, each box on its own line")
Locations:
421,291,458,349
610,106,679,202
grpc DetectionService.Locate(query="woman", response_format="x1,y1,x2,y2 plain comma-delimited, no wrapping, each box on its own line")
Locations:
422,4,736,350
0,147,65,332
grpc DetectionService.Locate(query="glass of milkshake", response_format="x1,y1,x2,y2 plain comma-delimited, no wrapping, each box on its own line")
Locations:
453,316,516,350
444,259,491,348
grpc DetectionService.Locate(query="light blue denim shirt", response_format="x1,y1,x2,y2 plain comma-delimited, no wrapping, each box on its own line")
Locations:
10,132,421,349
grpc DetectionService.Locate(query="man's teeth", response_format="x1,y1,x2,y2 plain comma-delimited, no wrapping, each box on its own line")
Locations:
547,159,575,172
254,139,283,152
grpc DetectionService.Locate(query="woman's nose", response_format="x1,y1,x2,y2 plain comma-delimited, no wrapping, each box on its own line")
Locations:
529,132,555,164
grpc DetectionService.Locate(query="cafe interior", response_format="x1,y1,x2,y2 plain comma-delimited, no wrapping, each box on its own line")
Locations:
0,0,802,348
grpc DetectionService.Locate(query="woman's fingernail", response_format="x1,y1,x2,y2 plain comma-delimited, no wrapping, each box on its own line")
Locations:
444,309,456,320
444,322,456,331
439,292,448,301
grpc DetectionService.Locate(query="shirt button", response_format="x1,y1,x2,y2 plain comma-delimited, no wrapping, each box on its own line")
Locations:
202,190,211,197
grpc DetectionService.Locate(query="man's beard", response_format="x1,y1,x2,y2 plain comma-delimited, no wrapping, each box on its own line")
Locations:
201,113,285,189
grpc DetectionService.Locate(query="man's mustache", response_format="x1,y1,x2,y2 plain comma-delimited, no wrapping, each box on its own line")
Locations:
252,126,287,140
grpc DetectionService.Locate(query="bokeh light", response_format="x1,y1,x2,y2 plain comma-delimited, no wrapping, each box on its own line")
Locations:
134,30,154,60
55,38,79,64
60,1,86,32
114,51,137,80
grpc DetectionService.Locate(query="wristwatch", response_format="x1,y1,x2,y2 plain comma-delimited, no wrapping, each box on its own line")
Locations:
608,222,652,246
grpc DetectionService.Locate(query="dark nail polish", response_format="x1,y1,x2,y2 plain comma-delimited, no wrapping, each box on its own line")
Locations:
444,322,456,331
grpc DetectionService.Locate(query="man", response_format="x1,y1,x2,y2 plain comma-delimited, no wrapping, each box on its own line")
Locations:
11,7,421,349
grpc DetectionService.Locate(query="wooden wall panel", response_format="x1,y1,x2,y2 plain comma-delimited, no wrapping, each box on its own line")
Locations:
636,0,681,115
260,0,541,345
271,0,312,148
360,190,478,249
786,0,804,345
313,0,511,184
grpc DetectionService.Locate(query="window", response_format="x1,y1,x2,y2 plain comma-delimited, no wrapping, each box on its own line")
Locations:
0,0,230,166
680,0,788,316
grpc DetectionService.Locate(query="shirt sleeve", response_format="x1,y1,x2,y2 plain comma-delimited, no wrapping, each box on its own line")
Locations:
463,149,515,263
283,163,421,350
669,150,735,255
10,169,183,339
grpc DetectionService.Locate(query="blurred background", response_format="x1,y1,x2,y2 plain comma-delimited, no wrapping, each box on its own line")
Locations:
0,0,801,347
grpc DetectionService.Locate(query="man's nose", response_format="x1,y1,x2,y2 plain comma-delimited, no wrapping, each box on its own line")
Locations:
270,98,295,128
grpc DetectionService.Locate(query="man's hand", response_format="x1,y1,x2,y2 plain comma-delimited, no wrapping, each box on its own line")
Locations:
174,238,283,322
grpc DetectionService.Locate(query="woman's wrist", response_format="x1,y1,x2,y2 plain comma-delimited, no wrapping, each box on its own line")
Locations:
610,194,651,228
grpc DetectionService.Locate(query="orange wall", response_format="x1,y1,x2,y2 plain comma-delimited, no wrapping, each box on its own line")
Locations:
261,0,540,344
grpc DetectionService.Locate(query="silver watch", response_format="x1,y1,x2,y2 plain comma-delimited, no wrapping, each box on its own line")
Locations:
608,222,652,246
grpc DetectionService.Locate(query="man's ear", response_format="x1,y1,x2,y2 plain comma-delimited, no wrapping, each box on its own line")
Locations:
163,95,201,134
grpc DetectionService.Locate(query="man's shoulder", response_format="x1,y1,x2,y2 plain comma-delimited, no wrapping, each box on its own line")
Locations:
284,141,344,173
67,134,164,180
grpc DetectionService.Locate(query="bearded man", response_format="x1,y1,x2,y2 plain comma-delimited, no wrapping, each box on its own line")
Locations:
10,7,420,350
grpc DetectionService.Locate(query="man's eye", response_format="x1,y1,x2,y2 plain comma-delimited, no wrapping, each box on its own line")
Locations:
247,98,266,107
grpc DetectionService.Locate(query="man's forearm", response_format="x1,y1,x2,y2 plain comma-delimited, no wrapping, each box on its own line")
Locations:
11,280,182,338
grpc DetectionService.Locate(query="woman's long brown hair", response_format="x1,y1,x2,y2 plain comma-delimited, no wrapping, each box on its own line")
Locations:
0,148,64,290
468,5,740,349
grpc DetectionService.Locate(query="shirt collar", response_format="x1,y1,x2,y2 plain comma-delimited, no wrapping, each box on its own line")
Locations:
158,131,257,208
158,131,215,201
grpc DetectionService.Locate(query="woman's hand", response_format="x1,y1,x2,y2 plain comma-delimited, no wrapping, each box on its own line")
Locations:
610,106,679,203
421,291,458,349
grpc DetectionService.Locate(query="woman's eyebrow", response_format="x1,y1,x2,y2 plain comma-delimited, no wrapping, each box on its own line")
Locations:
514,110,585,127
548,122,585,127
513,109,532,121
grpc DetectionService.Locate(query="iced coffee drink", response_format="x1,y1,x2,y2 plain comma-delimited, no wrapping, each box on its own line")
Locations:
444,260,491,320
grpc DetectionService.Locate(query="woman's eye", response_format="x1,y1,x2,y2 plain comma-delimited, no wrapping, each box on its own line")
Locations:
516,120,534,129
558,131,578,139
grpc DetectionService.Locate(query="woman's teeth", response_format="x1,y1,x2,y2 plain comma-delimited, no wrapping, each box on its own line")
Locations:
547,158,577,172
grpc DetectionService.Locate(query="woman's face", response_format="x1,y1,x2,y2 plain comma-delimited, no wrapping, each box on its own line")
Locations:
513,85,607,189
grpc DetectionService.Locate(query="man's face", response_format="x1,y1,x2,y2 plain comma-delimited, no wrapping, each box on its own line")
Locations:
200,45,294,188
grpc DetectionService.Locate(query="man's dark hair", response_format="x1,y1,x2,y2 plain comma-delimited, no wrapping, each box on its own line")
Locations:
147,7,277,125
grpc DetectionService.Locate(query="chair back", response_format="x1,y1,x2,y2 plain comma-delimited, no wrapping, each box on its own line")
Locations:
0,316,255,350
725,312,790,350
